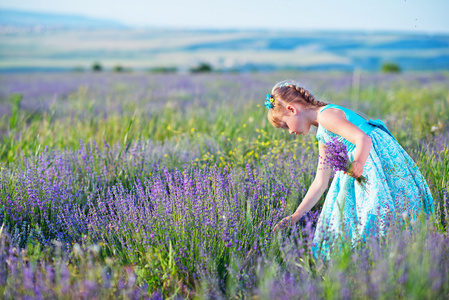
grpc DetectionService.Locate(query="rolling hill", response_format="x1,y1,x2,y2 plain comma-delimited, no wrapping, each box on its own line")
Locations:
0,9,448,72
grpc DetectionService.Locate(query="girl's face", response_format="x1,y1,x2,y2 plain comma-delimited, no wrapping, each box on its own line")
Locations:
280,104,311,135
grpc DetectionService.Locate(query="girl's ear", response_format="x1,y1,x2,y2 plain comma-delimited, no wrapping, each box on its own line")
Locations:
286,104,296,115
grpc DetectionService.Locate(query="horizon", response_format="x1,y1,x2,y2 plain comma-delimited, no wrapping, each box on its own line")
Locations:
0,0,449,34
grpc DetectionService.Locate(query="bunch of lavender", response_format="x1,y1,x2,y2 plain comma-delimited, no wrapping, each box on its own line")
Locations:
325,137,368,190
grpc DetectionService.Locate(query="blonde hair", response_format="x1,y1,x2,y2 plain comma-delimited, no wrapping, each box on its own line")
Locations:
267,81,327,128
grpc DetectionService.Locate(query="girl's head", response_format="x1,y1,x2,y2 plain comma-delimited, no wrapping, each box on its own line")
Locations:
266,81,327,131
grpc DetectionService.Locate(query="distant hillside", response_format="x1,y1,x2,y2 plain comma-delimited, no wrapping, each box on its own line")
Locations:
0,9,127,29
0,12,448,72
179,32,449,71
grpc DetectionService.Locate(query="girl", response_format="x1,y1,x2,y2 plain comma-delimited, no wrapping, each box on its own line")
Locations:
267,80,434,258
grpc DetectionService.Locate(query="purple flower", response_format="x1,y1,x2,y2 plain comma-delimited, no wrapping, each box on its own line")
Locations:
324,137,368,190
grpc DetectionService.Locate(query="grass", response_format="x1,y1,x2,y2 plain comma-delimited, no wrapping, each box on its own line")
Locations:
0,71,448,298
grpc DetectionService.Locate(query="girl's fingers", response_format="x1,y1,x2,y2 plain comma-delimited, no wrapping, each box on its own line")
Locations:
273,216,295,233
350,165,363,178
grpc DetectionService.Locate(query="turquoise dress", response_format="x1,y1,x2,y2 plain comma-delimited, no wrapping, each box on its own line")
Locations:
312,104,434,259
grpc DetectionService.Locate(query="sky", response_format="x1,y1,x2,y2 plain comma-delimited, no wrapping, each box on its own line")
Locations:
1,0,448,33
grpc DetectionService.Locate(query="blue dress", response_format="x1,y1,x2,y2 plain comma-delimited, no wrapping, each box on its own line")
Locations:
312,104,434,259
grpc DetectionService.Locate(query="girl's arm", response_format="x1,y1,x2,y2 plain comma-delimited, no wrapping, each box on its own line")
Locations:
318,108,372,178
291,141,332,218
273,142,332,231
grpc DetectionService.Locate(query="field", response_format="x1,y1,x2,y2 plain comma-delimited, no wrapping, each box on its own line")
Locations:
1,29,449,72
0,71,448,299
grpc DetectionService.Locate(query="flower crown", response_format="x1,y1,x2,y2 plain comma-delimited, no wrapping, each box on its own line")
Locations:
265,94,275,109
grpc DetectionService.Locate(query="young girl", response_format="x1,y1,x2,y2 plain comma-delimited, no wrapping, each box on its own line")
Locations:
267,80,434,258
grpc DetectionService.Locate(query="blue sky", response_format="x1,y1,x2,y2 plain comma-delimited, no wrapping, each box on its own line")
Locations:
1,0,448,33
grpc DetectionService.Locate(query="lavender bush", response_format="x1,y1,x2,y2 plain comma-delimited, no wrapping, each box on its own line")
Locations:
0,71,448,298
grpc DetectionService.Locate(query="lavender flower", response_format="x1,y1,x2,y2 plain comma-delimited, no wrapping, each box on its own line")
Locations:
324,137,368,191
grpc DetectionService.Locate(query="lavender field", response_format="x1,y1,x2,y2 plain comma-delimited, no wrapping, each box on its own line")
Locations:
0,71,448,299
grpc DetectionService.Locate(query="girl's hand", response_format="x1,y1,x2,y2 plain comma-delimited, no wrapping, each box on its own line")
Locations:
272,214,300,233
345,160,364,178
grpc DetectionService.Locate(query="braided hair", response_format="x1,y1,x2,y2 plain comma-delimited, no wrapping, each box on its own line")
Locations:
267,81,328,128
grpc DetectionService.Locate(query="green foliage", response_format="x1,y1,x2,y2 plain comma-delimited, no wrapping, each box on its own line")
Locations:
190,62,213,73
134,243,181,295
113,65,124,72
149,66,178,73
8,93,22,131
112,65,132,72
91,61,103,72
381,62,401,73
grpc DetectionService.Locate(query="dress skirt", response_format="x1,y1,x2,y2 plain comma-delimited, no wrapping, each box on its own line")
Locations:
312,126,434,259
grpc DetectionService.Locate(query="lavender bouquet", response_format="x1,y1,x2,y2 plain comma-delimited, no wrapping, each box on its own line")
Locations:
324,137,368,191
